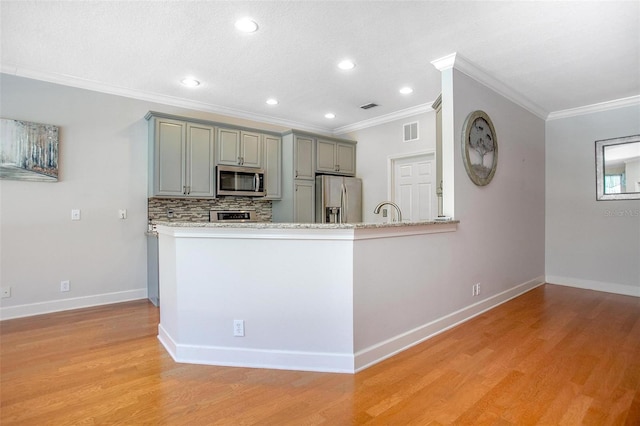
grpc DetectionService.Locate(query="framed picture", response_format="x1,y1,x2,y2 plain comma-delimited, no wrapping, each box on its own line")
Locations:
461,110,497,186
0,118,59,182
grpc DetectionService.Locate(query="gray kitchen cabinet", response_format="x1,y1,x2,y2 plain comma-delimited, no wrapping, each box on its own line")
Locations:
294,179,315,223
294,135,315,180
148,115,215,198
316,139,356,176
272,132,316,222
263,134,282,199
217,128,262,168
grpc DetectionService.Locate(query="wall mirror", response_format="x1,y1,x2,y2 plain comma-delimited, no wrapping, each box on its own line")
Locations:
596,135,640,200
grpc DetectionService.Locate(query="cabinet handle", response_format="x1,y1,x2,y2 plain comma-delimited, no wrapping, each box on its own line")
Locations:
187,186,191,195
183,185,187,195
295,170,298,178
335,165,340,171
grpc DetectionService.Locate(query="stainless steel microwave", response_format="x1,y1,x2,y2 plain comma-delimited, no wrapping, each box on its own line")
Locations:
216,165,265,197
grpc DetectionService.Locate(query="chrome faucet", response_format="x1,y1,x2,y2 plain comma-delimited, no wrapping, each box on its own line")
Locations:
373,201,403,222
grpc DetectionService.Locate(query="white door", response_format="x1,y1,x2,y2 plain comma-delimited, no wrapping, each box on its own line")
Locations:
392,154,435,222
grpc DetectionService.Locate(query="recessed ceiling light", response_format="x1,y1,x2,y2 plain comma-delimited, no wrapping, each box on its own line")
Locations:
399,86,413,94
266,98,278,105
235,18,259,33
337,60,355,70
325,113,336,119
181,78,200,87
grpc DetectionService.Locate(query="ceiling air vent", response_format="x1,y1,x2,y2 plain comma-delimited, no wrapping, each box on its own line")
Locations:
403,121,419,142
360,102,379,110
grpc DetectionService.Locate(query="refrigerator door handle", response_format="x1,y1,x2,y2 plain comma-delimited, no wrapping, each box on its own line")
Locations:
341,182,348,224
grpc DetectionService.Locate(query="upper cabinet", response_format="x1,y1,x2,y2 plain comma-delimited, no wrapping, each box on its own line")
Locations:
294,135,315,180
147,115,215,198
217,128,262,168
263,135,282,200
316,139,356,176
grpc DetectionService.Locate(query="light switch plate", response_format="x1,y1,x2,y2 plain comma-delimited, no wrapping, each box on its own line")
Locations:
71,209,81,221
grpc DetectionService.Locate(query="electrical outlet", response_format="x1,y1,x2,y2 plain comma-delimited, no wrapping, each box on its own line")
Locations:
233,319,245,337
472,283,481,296
60,280,70,292
118,209,127,219
1,287,11,298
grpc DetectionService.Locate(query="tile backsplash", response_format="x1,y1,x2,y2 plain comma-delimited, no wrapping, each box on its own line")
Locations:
148,197,272,222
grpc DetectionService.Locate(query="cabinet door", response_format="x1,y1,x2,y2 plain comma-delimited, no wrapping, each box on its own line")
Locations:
294,136,314,180
217,128,240,165
186,123,215,197
263,135,282,199
240,131,262,168
294,179,315,223
336,142,356,175
155,118,186,196
316,139,337,173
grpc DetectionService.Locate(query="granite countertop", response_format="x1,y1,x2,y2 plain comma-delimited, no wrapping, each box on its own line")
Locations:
152,219,458,230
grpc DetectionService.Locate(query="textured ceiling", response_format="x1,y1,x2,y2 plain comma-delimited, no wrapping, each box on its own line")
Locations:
1,1,639,133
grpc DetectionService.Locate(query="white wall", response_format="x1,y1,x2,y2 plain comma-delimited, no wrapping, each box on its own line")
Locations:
0,74,288,319
546,105,640,296
340,112,436,222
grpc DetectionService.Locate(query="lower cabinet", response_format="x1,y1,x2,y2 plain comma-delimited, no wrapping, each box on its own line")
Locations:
293,180,314,223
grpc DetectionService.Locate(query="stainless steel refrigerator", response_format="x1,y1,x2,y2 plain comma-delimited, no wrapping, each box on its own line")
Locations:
315,175,363,223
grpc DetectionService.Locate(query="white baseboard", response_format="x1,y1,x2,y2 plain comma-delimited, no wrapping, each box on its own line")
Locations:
546,276,640,298
158,323,355,373
157,277,545,374
354,276,545,372
0,288,148,320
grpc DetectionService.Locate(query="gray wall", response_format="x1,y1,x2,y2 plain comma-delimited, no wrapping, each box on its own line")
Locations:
0,74,287,319
545,105,640,296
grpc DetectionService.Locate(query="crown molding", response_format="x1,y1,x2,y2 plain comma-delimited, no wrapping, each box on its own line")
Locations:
546,95,640,121
430,53,457,71
1,64,332,134
332,103,434,136
431,52,548,120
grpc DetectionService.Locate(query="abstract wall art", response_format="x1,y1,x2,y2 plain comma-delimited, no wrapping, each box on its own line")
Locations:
0,118,59,182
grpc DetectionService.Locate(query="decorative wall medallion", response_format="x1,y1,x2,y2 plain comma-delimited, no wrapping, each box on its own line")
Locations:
462,110,497,186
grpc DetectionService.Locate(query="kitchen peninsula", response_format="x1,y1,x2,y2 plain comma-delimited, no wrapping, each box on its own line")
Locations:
155,219,458,373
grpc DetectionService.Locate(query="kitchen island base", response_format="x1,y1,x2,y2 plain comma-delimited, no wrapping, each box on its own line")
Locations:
156,221,543,373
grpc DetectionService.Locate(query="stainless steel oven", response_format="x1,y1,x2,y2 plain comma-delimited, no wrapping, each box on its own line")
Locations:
210,210,258,222
216,165,265,197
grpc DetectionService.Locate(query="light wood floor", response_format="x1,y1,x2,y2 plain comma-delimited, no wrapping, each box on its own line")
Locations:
1,284,639,425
